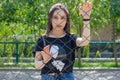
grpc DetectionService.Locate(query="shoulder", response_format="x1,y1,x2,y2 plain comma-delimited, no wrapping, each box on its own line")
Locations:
36,35,45,43
37,35,46,41
69,33,77,39
37,36,42,41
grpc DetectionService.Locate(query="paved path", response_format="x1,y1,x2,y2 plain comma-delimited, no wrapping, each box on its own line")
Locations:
0,68,120,80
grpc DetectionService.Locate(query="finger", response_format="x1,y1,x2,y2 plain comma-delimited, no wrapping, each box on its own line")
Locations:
78,6,82,12
41,51,46,59
43,45,50,54
50,52,53,56
41,51,51,60
41,51,45,55
35,51,42,60
84,2,92,12
78,4,83,12
86,1,92,8
41,51,51,58
84,2,89,8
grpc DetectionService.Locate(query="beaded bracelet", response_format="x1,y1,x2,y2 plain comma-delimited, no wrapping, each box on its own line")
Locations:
83,19,90,21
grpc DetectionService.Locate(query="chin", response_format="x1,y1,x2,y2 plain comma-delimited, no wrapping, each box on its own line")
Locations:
55,28,64,31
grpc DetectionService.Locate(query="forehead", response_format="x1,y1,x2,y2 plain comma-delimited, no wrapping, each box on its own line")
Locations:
53,9,66,16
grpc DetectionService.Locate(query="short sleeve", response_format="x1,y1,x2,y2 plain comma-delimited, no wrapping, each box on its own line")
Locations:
70,34,77,49
32,37,44,55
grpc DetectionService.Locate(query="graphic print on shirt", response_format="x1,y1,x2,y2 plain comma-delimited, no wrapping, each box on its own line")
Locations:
50,45,66,71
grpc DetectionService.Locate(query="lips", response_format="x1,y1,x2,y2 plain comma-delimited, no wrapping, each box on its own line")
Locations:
56,25,62,27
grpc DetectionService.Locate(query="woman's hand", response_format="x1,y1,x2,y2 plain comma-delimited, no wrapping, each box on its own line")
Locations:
41,45,53,64
78,1,92,19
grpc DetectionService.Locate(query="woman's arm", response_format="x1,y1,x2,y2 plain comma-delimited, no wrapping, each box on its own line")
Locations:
76,21,90,46
34,51,45,69
76,1,92,47
34,45,52,69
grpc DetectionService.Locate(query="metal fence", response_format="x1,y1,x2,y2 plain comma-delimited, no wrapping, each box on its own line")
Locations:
0,42,120,64
0,0,120,80
0,68,120,80
0,42,120,80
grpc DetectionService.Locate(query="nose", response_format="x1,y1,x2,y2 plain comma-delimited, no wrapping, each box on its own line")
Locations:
56,19,63,25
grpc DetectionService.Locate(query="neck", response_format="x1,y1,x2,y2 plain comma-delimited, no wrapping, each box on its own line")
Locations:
49,30,66,38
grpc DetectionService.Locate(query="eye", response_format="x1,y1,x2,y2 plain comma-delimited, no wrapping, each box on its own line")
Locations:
52,16,58,19
61,16,66,20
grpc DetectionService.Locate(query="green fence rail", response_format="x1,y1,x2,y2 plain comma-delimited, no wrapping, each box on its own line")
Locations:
0,41,120,64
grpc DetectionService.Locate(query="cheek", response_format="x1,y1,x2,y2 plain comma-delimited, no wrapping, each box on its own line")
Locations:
51,21,56,28
62,21,67,26
51,19,56,25
52,21,55,25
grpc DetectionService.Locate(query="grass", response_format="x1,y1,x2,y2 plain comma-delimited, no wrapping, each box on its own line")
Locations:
0,63,34,69
74,60,120,68
0,60,120,69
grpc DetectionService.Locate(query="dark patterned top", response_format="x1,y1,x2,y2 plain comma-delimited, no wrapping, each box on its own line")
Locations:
35,33,77,74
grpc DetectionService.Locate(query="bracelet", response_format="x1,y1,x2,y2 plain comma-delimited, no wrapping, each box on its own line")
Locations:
83,19,90,21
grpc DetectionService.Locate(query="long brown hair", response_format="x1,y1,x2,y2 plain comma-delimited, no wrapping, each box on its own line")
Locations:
45,3,71,35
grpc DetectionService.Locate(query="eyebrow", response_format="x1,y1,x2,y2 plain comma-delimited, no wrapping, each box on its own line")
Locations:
52,15,67,19
54,12,66,17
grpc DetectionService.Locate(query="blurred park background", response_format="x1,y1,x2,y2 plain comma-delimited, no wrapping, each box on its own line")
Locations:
0,0,120,80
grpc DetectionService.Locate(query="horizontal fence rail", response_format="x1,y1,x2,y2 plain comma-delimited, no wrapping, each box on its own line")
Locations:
0,41,120,64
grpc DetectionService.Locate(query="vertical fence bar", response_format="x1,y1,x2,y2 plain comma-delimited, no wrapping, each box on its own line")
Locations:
16,42,19,64
78,48,81,67
110,0,119,66
77,22,82,67
112,20,118,66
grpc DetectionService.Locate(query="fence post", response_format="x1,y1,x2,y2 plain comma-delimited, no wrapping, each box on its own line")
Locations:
77,22,82,67
112,21,118,66
16,42,19,64
110,0,119,66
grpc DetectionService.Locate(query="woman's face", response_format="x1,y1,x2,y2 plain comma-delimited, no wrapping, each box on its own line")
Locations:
51,9,67,31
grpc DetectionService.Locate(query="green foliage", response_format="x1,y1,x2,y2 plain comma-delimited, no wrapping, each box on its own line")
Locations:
91,0,111,28
96,50,101,58
0,0,17,22
110,0,120,18
74,60,120,68
82,45,90,58
110,0,120,36
1,0,117,42
0,0,120,59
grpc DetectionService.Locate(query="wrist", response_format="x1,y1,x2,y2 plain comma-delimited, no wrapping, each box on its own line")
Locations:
42,58,51,64
83,18,90,21
42,60,46,64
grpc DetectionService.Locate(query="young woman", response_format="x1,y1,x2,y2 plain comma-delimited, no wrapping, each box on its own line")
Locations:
34,2,92,80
